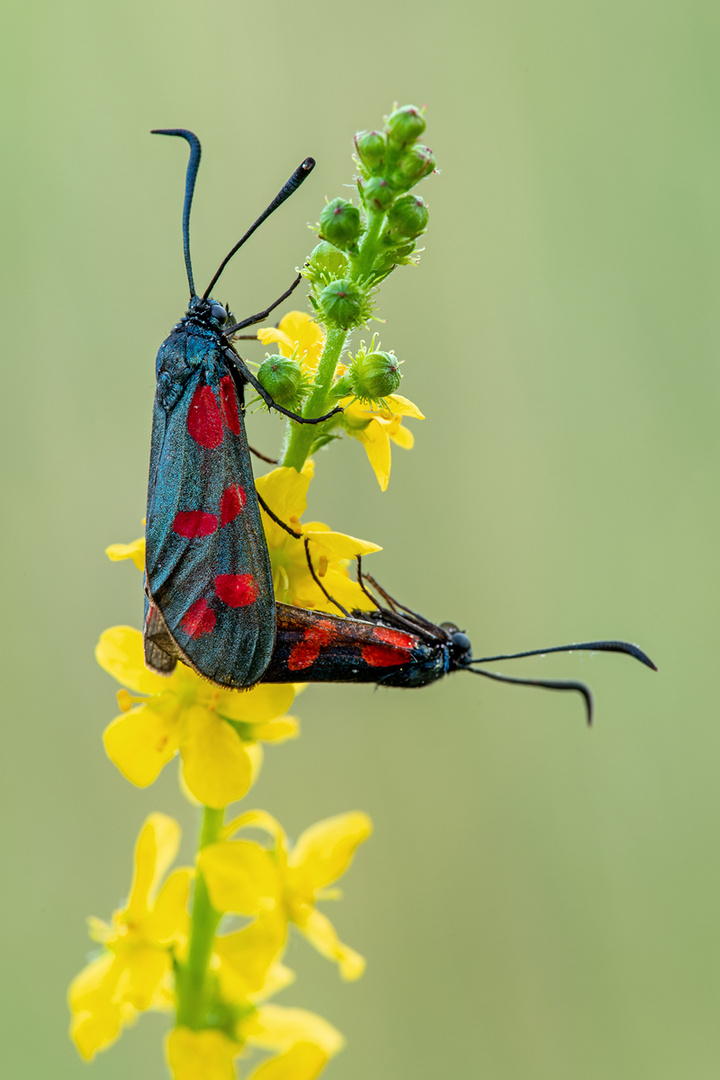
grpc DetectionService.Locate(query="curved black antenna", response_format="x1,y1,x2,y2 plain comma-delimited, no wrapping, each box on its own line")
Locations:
470,639,657,671
464,667,594,726
152,128,202,298
304,538,350,617
203,157,316,299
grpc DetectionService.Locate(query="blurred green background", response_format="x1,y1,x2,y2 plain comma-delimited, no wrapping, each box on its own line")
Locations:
3,0,719,1077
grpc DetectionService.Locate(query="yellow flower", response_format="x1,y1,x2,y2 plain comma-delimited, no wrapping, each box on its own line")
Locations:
198,809,372,980
340,393,424,491
167,1013,341,1080
256,461,380,614
69,814,191,1060
97,627,297,808
106,536,145,570
257,311,324,376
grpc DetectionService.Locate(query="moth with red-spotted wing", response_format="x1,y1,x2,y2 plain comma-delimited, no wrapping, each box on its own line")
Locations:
144,129,340,689
258,576,656,724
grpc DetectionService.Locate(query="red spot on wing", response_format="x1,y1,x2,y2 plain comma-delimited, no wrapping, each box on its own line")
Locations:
362,644,413,667
288,620,337,671
219,375,241,435
372,627,417,649
362,627,417,668
172,511,219,537
181,599,217,638
220,484,247,526
215,573,257,608
188,385,224,448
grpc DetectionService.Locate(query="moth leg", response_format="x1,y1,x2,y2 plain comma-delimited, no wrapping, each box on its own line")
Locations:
304,538,350,617
224,274,304,333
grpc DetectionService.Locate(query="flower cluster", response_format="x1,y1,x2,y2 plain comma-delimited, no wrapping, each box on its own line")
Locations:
72,105,436,1079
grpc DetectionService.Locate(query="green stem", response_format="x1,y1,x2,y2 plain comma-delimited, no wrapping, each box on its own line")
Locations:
282,326,348,471
175,806,224,1029
282,208,387,472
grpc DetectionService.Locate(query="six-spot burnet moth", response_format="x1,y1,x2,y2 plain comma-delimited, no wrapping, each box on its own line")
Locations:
144,128,341,689
258,555,657,724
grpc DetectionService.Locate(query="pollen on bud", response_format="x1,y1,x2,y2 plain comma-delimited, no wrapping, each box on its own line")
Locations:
387,194,429,241
348,351,402,400
386,105,426,148
318,279,369,329
257,355,306,407
354,129,388,174
319,198,362,249
361,176,395,211
391,144,436,189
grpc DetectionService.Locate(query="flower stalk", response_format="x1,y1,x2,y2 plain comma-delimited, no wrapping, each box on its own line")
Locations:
71,103,436,1079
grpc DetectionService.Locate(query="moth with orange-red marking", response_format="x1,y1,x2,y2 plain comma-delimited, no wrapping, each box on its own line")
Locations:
257,568,657,725
144,129,341,689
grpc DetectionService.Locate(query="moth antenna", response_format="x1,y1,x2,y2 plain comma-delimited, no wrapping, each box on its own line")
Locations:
470,639,657,671
151,128,201,298
305,539,350,617
464,667,594,726
203,157,316,299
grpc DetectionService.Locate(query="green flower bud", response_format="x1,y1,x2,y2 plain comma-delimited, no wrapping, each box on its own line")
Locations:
347,351,402,401
257,355,305,407
386,105,426,148
386,194,429,241
354,129,388,174
307,241,349,276
390,144,436,189
319,198,362,249
361,176,395,211
318,278,369,329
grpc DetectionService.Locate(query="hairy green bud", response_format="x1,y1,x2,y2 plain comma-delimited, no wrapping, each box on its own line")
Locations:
319,198,362,249
337,349,402,401
304,241,349,287
318,279,369,330
386,194,429,241
257,355,306,407
386,105,426,148
354,129,388,174
391,144,436,190
361,176,395,211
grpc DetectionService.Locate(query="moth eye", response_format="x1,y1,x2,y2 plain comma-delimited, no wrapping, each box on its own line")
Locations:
451,631,472,652
209,303,228,322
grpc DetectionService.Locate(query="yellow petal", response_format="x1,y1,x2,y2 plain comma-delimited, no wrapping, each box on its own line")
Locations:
126,813,182,919
289,812,373,889
225,809,287,847
103,703,180,788
250,716,299,742
388,422,414,450
296,908,365,981
106,537,146,570
305,530,382,560
257,327,294,355
166,1027,238,1080
247,1004,345,1057
256,463,314,543
217,683,295,723
199,840,281,915
123,945,171,1010
382,393,425,419
247,1044,329,1080
96,626,181,695
214,912,287,998
352,422,391,491
179,707,253,808
145,867,192,942
68,953,134,1060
